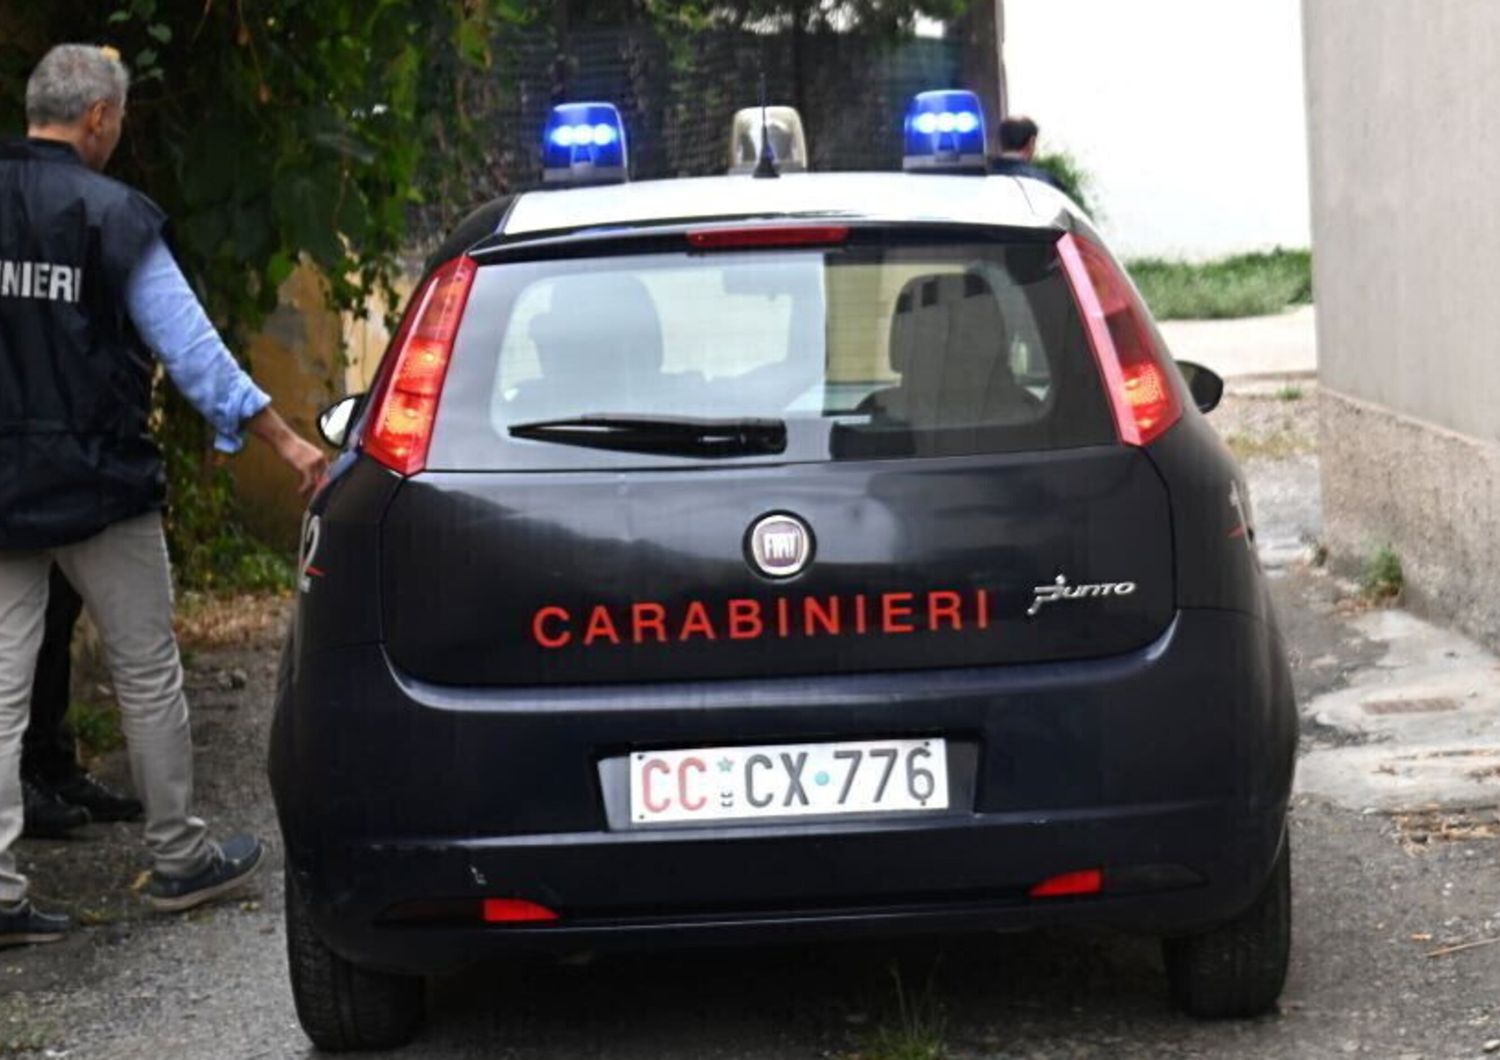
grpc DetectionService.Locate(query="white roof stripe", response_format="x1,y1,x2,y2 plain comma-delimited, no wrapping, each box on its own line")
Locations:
502,172,1057,237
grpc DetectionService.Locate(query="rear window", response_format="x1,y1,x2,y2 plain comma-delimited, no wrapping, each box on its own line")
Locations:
430,233,1116,470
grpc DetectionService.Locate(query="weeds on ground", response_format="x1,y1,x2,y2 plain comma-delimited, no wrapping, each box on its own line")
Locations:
841,964,949,1060
67,699,123,757
1361,545,1404,602
1126,248,1312,321
1224,430,1315,461
1276,384,1305,401
174,589,292,649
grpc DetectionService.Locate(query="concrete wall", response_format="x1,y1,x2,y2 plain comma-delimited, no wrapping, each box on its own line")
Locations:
1304,0,1500,647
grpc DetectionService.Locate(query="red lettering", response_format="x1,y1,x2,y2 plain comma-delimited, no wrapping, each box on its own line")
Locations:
803,596,841,636
532,606,572,649
928,590,963,631
727,598,765,640
583,605,622,646
882,592,915,633
678,600,718,641
776,597,790,638
631,602,668,644
855,594,869,634
642,759,671,813
977,588,991,630
679,757,707,811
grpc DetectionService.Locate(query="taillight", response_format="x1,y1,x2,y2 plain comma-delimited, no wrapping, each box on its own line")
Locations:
1029,868,1104,898
1057,233,1183,446
481,898,559,923
362,255,478,476
686,224,850,250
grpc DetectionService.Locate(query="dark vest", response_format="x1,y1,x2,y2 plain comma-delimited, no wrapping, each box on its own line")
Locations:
0,138,167,549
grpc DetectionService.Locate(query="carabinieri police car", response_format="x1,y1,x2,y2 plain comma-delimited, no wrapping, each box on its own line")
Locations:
271,91,1296,1051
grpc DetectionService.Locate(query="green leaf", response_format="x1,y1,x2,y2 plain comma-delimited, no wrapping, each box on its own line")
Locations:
265,250,295,290
147,23,173,44
136,47,158,69
107,11,132,24
271,171,343,268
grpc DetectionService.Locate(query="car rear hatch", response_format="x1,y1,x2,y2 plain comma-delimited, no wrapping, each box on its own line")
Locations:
369,222,1182,686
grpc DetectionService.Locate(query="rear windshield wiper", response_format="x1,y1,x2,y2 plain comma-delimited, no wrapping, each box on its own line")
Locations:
508,414,787,457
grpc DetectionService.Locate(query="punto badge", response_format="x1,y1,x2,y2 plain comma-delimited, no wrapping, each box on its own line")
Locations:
747,513,814,579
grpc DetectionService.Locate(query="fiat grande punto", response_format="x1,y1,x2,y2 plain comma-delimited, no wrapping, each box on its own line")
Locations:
271,93,1295,1051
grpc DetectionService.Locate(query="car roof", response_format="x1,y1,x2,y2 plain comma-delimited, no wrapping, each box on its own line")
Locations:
500,172,1073,239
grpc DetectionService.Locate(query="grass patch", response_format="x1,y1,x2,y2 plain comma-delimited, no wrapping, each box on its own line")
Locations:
1362,545,1404,602
1276,384,1305,402
842,965,949,1060
1126,248,1312,321
67,699,123,757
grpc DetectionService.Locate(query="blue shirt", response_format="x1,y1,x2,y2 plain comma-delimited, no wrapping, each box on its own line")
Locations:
125,239,271,453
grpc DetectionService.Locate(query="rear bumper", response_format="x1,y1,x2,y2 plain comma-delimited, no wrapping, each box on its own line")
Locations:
271,607,1295,975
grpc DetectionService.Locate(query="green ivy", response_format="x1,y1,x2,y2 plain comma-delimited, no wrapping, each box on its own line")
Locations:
0,1,538,590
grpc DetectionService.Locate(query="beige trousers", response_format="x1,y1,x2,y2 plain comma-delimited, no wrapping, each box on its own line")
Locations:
0,512,211,904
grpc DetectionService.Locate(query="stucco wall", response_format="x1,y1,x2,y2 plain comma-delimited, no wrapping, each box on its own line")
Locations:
1304,0,1500,648
1303,0,1500,441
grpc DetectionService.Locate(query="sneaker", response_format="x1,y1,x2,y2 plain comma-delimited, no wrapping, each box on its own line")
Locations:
145,834,265,913
0,900,71,948
47,772,144,823
21,780,90,839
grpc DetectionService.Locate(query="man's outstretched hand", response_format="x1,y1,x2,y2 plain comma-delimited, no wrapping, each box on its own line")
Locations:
247,407,331,498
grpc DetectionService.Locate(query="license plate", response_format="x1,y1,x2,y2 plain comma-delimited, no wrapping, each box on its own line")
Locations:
628,738,948,824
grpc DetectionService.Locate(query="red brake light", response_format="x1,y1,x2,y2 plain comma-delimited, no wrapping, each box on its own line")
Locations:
481,898,560,923
1029,868,1104,898
1056,233,1182,446
362,255,477,476
687,225,850,249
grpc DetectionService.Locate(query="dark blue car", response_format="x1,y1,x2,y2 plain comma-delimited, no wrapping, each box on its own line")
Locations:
271,105,1295,1051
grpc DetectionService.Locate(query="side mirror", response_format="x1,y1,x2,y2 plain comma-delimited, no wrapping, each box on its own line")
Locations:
317,394,363,449
1177,361,1224,414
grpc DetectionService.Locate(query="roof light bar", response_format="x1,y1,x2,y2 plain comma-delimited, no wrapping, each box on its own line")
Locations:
903,90,987,175
543,102,629,187
728,106,809,175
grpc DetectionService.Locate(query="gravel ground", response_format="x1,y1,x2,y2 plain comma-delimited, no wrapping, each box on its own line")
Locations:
2,384,1497,1059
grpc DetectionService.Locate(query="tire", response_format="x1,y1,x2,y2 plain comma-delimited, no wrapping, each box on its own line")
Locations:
1162,834,1291,1019
285,868,426,1051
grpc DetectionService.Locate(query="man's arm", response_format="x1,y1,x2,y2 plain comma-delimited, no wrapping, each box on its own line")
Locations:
125,240,328,495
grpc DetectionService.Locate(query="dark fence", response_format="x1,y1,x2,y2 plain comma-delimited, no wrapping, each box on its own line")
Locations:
417,24,964,240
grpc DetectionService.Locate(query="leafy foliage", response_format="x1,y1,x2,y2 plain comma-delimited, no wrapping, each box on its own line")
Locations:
1032,149,1098,218
0,0,537,588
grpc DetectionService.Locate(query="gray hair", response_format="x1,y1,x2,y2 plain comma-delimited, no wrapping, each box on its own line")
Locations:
25,45,130,127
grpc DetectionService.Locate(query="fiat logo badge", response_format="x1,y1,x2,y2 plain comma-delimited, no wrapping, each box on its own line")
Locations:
747,513,814,579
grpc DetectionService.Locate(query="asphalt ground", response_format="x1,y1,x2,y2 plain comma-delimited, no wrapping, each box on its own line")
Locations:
1,386,1497,1059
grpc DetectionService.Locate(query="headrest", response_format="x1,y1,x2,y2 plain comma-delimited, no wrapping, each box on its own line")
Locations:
528,273,664,374
888,271,1002,375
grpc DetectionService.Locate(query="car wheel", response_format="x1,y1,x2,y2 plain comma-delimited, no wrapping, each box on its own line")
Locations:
1162,833,1291,1019
285,868,426,1051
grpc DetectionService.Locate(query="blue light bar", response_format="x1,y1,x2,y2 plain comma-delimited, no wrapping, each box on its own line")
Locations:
543,103,628,186
903,90,987,174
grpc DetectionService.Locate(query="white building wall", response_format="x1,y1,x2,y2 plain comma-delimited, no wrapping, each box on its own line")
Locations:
1303,0,1500,649
1003,0,1311,259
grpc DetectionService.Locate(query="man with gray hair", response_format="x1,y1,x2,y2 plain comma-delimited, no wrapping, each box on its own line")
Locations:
0,44,329,945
